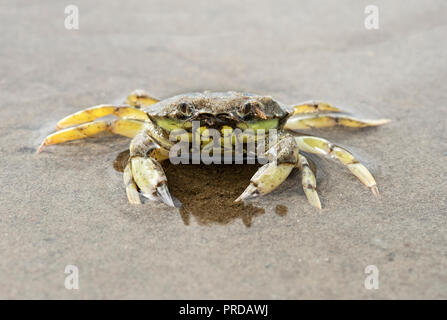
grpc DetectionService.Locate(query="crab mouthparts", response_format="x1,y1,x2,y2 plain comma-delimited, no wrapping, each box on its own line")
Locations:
192,113,239,127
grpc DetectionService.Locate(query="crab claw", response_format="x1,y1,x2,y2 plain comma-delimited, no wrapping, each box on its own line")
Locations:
235,183,259,202
130,156,176,207
235,162,295,203
156,184,175,207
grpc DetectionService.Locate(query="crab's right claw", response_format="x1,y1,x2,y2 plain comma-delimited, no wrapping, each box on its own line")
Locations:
127,156,174,207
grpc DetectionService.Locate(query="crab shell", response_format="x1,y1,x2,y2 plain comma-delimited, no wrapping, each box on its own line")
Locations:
143,91,290,133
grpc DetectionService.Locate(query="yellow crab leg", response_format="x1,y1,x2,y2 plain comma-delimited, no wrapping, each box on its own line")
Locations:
126,89,160,107
56,105,148,130
294,136,379,196
292,101,342,114
284,114,390,130
37,119,143,153
298,154,321,209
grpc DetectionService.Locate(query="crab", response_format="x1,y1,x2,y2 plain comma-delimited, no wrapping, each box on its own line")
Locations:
38,90,390,209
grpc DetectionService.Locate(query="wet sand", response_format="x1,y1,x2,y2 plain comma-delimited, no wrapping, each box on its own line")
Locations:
0,0,446,298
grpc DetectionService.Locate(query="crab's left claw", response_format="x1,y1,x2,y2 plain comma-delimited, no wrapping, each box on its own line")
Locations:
236,135,299,203
235,183,258,202
235,162,295,202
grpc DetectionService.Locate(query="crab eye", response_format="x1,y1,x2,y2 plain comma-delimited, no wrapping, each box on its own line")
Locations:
240,102,254,115
178,102,194,116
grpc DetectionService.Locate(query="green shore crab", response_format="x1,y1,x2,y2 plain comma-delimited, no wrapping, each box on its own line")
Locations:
38,90,389,208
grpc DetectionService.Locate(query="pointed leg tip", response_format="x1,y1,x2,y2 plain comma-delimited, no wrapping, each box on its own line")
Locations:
373,119,392,126
309,198,322,209
371,185,380,198
128,198,142,205
126,192,142,204
36,143,46,154
309,202,322,210
304,191,322,209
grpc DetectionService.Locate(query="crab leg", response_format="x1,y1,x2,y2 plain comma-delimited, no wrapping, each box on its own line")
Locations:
235,135,298,202
292,101,342,114
126,89,159,108
298,154,321,209
284,114,390,130
37,119,143,153
294,136,379,196
56,105,148,130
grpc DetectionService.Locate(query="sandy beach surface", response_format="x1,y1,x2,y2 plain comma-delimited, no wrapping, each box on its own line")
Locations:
0,0,446,298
